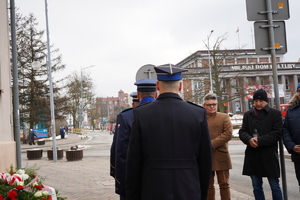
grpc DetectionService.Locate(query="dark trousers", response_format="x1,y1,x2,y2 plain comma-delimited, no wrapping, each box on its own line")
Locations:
294,162,300,186
29,137,35,145
250,175,282,200
120,195,126,200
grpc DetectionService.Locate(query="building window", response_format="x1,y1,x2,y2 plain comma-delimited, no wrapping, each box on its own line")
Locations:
198,60,202,68
285,77,290,90
235,101,241,112
247,78,252,86
259,77,265,86
221,79,227,93
235,79,240,93
193,81,202,90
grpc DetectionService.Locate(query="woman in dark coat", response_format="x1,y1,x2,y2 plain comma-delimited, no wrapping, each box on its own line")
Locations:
283,90,300,189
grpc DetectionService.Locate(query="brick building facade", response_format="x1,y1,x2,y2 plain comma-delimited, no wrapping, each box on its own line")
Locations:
96,90,129,125
177,49,300,114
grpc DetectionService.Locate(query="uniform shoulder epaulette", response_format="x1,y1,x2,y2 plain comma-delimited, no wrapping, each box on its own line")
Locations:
121,107,133,113
187,101,204,109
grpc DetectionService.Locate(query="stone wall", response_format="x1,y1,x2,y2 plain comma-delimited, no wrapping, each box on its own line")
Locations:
0,0,16,172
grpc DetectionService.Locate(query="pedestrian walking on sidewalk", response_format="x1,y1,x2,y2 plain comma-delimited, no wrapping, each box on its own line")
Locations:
60,127,65,139
29,129,37,145
126,64,212,200
65,126,68,134
109,124,113,135
239,89,283,200
203,93,233,200
283,84,300,192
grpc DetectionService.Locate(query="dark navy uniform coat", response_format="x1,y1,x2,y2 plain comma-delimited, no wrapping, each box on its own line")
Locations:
110,97,155,196
110,110,129,180
126,93,212,200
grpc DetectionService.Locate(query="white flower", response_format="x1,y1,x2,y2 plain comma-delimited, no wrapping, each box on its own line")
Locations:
16,169,25,175
21,173,29,180
42,191,49,196
33,181,38,186
17,181,24,186
34,191,43,197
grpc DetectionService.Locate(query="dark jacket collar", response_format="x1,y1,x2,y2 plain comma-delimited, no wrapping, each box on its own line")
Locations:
157,93,182,100
251,104,271,115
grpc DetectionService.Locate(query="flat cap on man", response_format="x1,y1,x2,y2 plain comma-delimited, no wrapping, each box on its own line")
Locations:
155,64,188,81
134,79,157,92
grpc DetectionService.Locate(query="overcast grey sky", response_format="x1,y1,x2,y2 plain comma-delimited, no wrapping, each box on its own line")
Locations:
15,0,300,97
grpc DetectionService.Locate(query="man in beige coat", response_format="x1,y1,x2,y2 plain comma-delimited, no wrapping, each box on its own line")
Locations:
203,93,233,200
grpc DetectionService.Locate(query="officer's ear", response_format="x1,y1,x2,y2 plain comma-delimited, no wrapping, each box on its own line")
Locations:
156,81,160,91
178,81,182,91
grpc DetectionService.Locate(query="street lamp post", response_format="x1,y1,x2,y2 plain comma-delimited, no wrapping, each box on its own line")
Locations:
207,30,214,93
32,0,58,162
79,65,95,138
10,0,22,168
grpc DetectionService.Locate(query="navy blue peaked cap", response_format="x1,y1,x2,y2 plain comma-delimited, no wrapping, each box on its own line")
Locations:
134,79,157,92
155,64,188,81
130,92,139,102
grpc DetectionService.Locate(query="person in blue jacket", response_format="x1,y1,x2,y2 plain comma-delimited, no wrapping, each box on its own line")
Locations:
110,79,157,200
60,127,65,139
283,83,300,191
29,129,37,145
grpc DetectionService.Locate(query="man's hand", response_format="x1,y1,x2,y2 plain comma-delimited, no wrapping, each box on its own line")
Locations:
293,145,300,154
249,137,258,148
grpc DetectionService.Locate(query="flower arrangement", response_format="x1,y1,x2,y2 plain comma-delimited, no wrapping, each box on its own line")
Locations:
0,165,66,200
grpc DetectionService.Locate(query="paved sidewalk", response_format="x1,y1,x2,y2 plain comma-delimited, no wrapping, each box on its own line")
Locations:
21,131,255,200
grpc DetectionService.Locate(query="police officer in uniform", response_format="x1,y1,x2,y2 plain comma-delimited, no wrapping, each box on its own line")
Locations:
130,92,139,108
110,79,157,200
126,64,212,200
